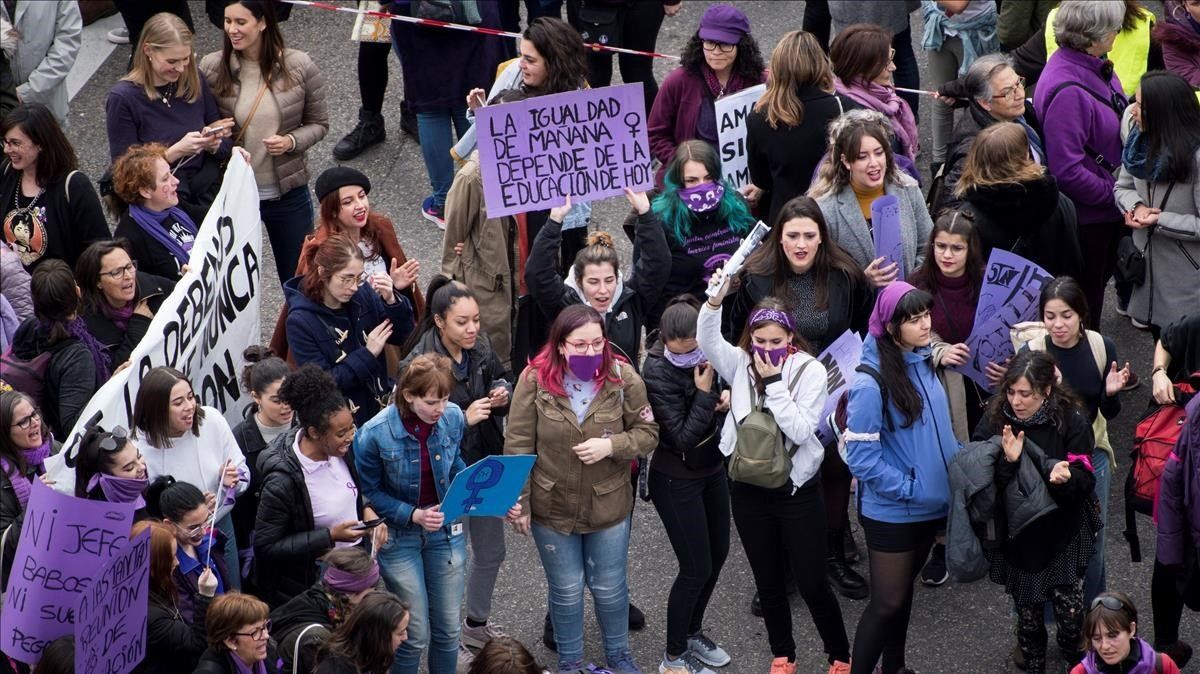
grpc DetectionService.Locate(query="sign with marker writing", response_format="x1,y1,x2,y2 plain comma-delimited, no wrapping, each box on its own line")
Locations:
477,83,653,217
440,455,537,523
74,529,150,674
715,84,766,189
1,480,135,665
814,330,865,446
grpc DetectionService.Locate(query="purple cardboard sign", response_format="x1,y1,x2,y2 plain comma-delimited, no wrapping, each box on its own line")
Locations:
75,529,150,674
1,480,135,665
477,83,653,218
814,330,865,446
871,195,905,280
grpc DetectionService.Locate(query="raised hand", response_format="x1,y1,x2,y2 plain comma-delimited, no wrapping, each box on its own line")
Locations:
549,195,572,223
390,257,420,291
1001,424,1025,463
1105,361,1132,396
623,187,650,215
365,320,394,356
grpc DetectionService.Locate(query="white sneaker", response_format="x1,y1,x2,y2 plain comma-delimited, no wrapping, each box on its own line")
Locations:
107,27,129,44
461,619,508,649
456,642,475,672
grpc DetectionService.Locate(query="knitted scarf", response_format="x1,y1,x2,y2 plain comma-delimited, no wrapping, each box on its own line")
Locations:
39,317,113,382
834,76,920,160
1,439,51,509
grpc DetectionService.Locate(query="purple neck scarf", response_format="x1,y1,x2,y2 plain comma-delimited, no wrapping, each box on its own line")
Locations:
86,473,148,509
229,652,268,674
39,317,112,382
128,204,197,265
834,76,920,160
1,439,51,509
701,65,747,99
101,301,135,333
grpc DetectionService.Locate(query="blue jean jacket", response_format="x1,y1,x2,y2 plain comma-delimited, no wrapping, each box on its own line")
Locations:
353,403,467,530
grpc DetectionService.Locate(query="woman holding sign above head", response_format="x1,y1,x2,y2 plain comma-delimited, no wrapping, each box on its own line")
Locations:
647,4,766,189
504,305,657,674
809,109,934,288
254,363,382,609
283,233,415,427
135,366,249,590
699,270,852,674
76,238,176,369
138,519,220,674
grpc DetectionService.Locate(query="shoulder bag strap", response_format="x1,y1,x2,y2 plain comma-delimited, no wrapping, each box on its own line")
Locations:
63,170,79,204
232,82,271,148
782,359,813,457
292,623,325,674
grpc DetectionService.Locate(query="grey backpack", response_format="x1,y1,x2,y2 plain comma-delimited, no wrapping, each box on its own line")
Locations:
728,360,812,489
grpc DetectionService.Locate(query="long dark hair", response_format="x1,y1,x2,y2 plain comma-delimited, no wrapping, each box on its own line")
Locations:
400,275,476,358
1039,276,1090,339
211,0,293,98
317,591,409,674
679,32,765,84
1139,70,1200,183
132,367,205,447
743,195,865,310
75,239,135,314
877,289,934,428
1,103,78,187
983,350,1084,433
910,209,984,299
521,17,588,95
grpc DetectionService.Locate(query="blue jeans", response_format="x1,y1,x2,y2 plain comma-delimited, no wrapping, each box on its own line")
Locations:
1083,448,1110,607
416,109,470,207
532,520,631,667
377,525,467,674
215,513,240,591
260,185,314,285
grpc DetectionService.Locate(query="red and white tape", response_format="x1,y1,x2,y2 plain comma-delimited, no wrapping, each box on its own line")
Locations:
282,0,681,60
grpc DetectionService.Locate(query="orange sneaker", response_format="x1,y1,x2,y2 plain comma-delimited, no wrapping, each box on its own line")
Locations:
828,661,851,674
769,657,797,674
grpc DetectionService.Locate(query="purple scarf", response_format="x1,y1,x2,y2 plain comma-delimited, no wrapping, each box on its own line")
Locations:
834,76,920,161
39,317,112,382
101,301,135,333
1,439,51,509
128,204,197,265
229,652,268,674
701,65,749,99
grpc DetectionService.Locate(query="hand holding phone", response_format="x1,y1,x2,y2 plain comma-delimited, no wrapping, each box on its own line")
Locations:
352,517,385,531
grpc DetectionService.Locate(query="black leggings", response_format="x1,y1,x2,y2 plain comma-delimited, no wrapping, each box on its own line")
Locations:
650,469,730,657
357,41,392,115
567,0,664,114
850,517,939,674
821,441,851,536
731,478,851,664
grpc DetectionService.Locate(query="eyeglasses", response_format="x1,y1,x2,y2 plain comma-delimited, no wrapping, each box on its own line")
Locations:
11,409,41,430
565,338,606,354
174,509,213,538
701,40,736,54
97,426,130,452
1089,595,1128,613
333,271,369,287
232,620,271,641
100,260,138,281
991,77,1026,101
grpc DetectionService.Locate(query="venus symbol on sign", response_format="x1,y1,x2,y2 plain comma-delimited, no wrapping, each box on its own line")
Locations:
461,459,505,513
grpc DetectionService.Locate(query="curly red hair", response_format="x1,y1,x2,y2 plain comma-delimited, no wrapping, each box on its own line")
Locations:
111,142,170,206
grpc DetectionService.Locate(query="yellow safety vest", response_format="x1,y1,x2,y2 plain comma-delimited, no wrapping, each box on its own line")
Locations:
1044,7,1153,97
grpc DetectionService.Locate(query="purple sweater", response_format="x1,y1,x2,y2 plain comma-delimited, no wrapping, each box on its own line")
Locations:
1032,47,1126,225
105,77,229,181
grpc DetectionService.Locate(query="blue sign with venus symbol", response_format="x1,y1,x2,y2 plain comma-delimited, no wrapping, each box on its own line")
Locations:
439,455,537,522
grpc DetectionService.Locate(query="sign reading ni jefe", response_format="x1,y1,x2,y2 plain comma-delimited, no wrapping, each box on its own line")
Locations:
477,83,653,217
715,84,766,189
74,530,151,674
1,480,136,665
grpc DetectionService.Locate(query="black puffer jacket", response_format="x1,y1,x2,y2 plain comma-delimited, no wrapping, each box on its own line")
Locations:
525,210,671,368
140,592,210,674
641,340,724,479
962,175,1084,281
271,584,337,674
9,319,99,438
398,328,511,464
193,643,284,674
230,407,296,557
82,270,175,367
253,428,369,608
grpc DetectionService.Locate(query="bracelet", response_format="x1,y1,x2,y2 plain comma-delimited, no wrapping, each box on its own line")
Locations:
286,133,297,152
705,300,721,310
1152,366,1167,377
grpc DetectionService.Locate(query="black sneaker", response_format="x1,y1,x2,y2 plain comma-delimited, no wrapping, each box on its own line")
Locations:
920,543,949,586
332,108,385,161
628,602,645,630
543,612,556,651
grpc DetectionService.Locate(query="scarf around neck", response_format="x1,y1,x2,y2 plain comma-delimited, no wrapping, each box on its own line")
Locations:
701,65,748,100
1121,125,1171,183
128,204,197,265
39,317,112,382
834,76,920,160
2,439,51,509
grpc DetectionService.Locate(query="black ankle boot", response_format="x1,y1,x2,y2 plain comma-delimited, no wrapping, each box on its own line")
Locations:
826,530,868,599
333,108,386,160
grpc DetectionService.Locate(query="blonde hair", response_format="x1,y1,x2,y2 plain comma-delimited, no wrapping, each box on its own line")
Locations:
955,122,1045,196
123,13,201,104
754,31,833,129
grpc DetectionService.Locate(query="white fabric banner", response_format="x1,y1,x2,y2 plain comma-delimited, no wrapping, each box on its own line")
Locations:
45,153,262,492
715,83,766,189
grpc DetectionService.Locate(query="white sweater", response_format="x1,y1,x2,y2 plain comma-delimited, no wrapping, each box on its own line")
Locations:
136,406,249,520
697,303,828,489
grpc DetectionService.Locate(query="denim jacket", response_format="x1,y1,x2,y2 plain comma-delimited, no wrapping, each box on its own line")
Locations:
353,403,468,531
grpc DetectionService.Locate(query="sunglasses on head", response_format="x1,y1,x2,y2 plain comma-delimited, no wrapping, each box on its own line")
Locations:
1089,595,1127,613
96,426,130,452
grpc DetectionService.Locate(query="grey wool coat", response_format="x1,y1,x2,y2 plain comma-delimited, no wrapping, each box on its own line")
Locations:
815,172,934,275
1113,146,1200,331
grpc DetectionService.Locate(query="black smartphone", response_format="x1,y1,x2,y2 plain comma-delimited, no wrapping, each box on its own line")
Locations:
352,518,385,531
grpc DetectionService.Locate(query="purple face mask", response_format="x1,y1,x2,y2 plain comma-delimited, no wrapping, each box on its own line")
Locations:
567,353,604,381
87,472,149,509
677,182,725,213
752,345,790,367
664,346,706,369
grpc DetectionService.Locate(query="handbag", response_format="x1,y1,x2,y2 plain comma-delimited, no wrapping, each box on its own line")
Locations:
575,1,624,47
351,1,391,42
1116,182,1175,286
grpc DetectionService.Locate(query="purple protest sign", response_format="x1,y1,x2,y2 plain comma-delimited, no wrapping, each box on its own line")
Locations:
815,330,865,446
871,195,905,280
1,480,135,665
75,529,150,674
952,250,1053,390
476,83,653,218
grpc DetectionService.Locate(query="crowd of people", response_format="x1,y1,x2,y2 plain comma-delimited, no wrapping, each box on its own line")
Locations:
1,0,1200,673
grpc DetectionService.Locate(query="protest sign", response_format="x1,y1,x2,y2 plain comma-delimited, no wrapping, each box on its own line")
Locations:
477,83,653,217
715,84,766,189
1,481,135,664
814,331,865,446
440,455,537,523
952,250,1053,390
74,529,150,674
871,195,905,280
44,154,262,494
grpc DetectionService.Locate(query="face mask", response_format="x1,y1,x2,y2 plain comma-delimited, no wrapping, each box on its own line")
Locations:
752,345,791,367
664,346,706,369
677,182,725,213
566,353,604,381
87,473,149,509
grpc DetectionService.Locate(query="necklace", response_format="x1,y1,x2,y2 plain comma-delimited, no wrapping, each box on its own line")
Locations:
12,180,44,215
158,82,176,107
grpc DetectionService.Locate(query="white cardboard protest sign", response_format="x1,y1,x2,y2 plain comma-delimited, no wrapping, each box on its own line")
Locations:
715,84,766,189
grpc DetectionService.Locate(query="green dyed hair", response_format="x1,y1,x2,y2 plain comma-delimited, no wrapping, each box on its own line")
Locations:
652,140,756,246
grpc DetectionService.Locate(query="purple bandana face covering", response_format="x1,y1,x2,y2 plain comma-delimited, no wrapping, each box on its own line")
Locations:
567,353,604,381
677,182,725,213
88,473,148,509
664,347,706,369
752,345,790,367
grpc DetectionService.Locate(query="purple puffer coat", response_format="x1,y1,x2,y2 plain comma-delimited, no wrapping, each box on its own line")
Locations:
1157,394,1200,566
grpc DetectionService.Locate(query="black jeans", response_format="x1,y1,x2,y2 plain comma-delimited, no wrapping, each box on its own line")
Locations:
803,0,831,52
730,477,851,664
650,469,731,657
567,0,665,114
